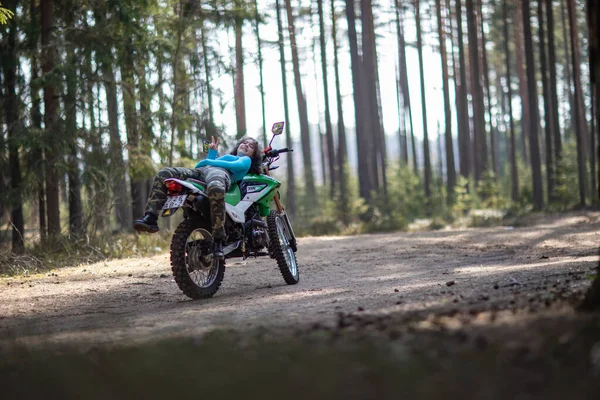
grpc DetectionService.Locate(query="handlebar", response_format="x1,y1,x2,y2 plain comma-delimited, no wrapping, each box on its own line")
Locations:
264,147,293,158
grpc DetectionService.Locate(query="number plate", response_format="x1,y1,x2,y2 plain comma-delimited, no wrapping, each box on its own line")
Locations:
162,195,187,210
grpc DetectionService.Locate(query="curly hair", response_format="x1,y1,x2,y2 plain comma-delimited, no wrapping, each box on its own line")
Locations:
230,136,263,175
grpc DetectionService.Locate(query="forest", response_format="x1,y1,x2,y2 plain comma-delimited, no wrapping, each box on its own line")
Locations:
3,2,600,396
0,0,598,256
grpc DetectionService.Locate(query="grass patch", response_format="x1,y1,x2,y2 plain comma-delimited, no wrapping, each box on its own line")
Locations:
0,232,173,277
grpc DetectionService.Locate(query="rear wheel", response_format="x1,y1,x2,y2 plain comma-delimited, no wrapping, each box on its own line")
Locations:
267,210,299,285
170,219,225,299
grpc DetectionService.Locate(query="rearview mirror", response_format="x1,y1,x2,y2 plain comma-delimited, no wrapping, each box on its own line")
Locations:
271,122,284,136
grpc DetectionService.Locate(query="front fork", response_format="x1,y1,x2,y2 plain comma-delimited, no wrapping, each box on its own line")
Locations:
267,170,298,253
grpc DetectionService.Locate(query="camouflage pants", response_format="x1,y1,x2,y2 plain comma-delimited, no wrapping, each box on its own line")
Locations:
145,166,231,239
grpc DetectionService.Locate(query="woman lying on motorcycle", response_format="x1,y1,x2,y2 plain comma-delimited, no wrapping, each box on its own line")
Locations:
134,135,263,258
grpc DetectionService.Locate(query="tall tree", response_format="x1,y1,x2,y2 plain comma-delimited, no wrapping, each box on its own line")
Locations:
200,22,216,137
345,0,371,199
395,0,417,173
64,11,83,237
415,0,432,209
504,0,519,202
234,0,247,138
581,0,600,310
590,0,600,201
560,0,576,136
253,0,267,147
545,0,562,165
331,0,349,225
284,0,315,198
29,0,46,239
41,0,61,236
121,36,145,225
317,0,336,197
1,0,24,252
395,65,408,165
478,0,496,175
522,0,544,210
436,0,456,203
455,0,471,178
538,0,555,203
567,0,589,206
514,1,530,163
276,0,295,217
466,0,487,180
361,0,387,198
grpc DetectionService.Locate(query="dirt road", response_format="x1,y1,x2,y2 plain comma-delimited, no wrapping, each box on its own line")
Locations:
1,213,598,348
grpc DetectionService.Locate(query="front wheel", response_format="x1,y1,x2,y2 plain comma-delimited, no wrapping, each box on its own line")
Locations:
170,219,225,299
267,210,299,285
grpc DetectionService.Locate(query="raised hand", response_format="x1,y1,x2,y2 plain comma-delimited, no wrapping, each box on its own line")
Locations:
209,135,220,150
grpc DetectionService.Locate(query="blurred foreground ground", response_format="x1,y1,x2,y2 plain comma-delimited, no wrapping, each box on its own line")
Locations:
1,212,599,398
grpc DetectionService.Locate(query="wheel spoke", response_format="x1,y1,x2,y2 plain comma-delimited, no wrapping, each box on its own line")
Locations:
276,217,297,278
185,229,218,288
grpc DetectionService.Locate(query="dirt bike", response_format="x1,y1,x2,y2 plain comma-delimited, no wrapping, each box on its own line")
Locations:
161,122,299,299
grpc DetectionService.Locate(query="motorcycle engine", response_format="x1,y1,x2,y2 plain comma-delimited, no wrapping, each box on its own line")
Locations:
251,226,269,248
246,218,270,251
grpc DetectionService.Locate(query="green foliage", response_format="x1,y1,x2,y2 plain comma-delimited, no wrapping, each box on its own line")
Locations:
552,142,583,210
452,176,477,216
476,171,510,209
0,3,14,25
128,150,156,181
0,232,173,276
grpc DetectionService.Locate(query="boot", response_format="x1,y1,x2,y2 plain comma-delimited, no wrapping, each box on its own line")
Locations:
134,212,159,233
213,239,224,259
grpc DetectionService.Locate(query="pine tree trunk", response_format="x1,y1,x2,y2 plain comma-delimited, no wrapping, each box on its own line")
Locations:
345,0,371,200
102,60,130,230
318,0,336,198
331,0,350,225
592,89,597,204
466,0,487,181
538,0,555,204
276,0,296,217
253,0,267,147
560,0,577,137
361,0,386,197
121,39,145,225
1,1,24,253
138,66,154,204
0,64,3,223
200,24,216,137
581,0,600,311
522,0,544,210
416,0,432,210
567,0,588,206
85,55,106,234
234,0,247,138
436,0,456,203
456,0,472,178
41,0,61,237
514,1,530,163
284,0,316,198
396,2,417,173
504,0,519,202
30,0,46,240
65,35,83,237
546,0,563,170
588,0,600,202
478,1,496,175
309,8,327,188
395,69,408,165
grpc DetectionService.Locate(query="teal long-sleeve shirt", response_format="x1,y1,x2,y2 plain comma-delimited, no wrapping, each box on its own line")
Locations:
195,148,252,182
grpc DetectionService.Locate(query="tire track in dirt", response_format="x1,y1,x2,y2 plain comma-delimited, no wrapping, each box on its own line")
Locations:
1,213,598,348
